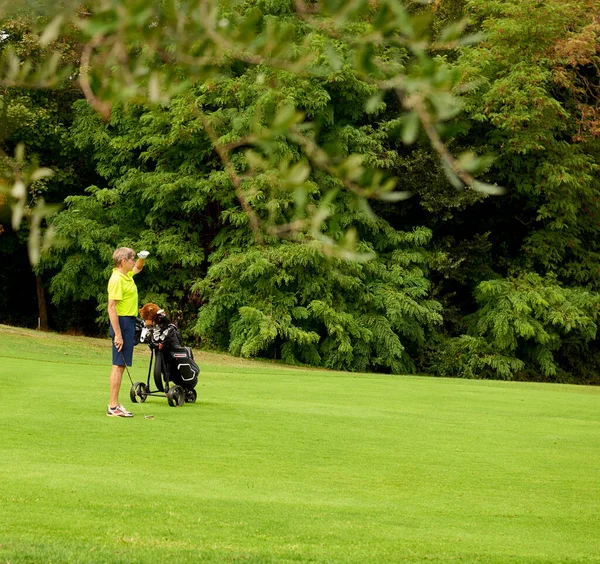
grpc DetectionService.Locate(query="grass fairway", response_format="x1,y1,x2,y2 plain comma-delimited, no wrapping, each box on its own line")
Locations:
0,324,599,563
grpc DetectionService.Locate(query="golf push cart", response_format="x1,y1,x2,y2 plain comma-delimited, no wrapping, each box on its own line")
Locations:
130,316,199,408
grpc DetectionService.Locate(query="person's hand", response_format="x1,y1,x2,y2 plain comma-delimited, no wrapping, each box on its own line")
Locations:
137,251,150,259
113,334,124,351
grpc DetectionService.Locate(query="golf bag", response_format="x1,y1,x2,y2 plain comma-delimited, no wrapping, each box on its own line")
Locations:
131,314,199,407
149,322,199,392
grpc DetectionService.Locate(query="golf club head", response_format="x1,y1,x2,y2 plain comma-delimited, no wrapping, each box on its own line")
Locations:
144,414,155,420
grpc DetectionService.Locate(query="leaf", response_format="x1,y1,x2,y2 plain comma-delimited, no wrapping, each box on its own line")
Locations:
294,185,307,214
456,150,478,172
441,161,463,189
30,168,54,182
244,150,267,170
39,15,64,47
457,32,487,46
14,143,25,165
365,93,383,114
428,92,461,120
11,199,25,230
471,180,506,196
387,1,413,37
272,105,304,133
286,162,310,185
377,190,412,202
402,112,420,145
357,197,376,220
439,19,468,43
148,72,161,103
10,179,26,199
325,42,342,72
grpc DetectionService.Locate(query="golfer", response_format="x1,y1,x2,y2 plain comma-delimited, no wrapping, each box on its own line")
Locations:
107,247,149,417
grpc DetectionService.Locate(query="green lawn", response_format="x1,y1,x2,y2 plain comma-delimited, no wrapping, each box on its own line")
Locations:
0,324,599,563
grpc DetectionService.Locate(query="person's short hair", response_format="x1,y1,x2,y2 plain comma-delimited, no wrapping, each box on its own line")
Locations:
113,247,135,267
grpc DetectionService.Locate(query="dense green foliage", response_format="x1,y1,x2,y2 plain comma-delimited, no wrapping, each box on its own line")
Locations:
0,12,96,330
428,0,600,383
195,225,441,372
431,274,600,382
1,0,599,383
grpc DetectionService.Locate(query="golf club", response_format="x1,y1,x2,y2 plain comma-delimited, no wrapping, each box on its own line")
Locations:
120,350,154,419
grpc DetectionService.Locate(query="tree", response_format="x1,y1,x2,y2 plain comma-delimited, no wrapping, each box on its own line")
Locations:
40,13,445,371
430,273,600,383
453,0,600,285
11,0,599,381
0,10,93,330
0,0,502,264
424,0,600,382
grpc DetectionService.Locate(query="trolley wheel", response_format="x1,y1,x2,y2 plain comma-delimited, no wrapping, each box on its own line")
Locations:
185,389,197,403
130,381,149,403
167,385,185,408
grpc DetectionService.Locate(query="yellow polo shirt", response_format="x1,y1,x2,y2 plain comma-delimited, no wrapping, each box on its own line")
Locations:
107,269,138,316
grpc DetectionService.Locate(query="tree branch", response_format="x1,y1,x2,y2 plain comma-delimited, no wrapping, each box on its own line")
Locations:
79,35,111,121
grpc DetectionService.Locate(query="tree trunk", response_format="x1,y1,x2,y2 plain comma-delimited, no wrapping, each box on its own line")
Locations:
36,275,49,331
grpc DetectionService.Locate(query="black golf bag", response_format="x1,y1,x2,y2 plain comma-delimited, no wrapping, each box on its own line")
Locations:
131,316,199,407
150,323,199,392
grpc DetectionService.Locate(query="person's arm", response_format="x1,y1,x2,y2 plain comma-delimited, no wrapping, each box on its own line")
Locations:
133,258,145,275
108,299,123,351
133,251,149,275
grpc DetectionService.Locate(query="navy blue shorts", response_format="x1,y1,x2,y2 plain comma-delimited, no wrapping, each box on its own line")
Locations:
110,316,135,366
